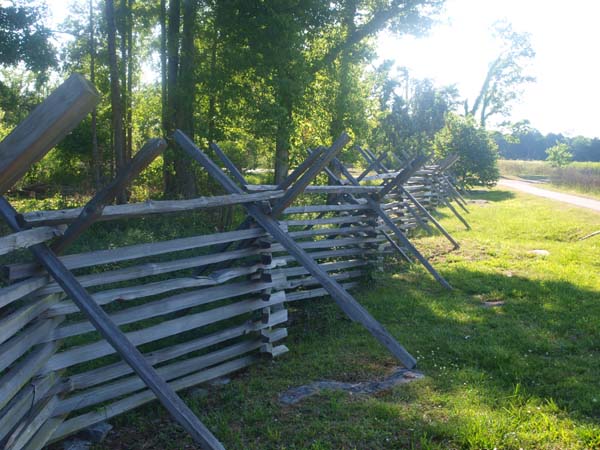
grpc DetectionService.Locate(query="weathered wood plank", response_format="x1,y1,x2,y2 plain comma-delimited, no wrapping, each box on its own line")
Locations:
0,294,61,345
57,333,286,414
46,259,287,316
49,355,258,444
245,184,381,194
0,227,64,256
0,74,99,194
45,276,286,342
43,293,287,372
3,394,59,450
0,276,48,309
20,190,285,226
66,318,287,391
0,341,58,410
6,227,270,281
0,373,57,443
0,316,63,372
36,246,265,296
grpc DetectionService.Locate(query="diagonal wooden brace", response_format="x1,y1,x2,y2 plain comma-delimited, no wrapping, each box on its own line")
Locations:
0,198,225,450
174,130,417,369
331,156,452,290
51,139,166,254
355,147,434,235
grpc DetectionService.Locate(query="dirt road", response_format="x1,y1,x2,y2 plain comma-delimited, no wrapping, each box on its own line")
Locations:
497,178,600,213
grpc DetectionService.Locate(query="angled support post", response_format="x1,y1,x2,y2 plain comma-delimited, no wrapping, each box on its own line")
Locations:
355,147,434,235
357,148,460,248
175,130,417,369
330,157,452,290
51,139,166,254
355,151,388,182
0,74,100,195
316,160,413,264
194,139,345,275
0,197,225,450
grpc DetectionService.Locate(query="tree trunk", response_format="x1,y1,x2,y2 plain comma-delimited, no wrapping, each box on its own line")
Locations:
274,99,293,186
89,0,101,189
160,0,167,136
105,0,127,203
126,0,133,161
173,0,198,197
163,0,180,196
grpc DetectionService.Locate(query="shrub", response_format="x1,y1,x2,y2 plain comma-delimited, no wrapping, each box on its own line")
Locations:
546,143,572,168
433,114,499,187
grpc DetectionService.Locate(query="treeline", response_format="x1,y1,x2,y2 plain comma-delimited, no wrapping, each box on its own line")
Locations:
494,121,600,162
1,1,536,198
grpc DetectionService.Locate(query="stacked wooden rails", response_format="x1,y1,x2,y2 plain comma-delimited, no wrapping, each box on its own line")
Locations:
0,74,466,450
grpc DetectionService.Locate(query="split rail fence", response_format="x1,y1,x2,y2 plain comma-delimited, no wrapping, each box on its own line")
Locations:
0,75,469,450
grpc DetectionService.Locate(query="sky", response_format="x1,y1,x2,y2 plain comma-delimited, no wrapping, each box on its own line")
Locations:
46,0,600,138
377,0,600,138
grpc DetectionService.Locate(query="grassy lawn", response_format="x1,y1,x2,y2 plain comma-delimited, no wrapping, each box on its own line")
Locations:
84,188,600,450
499,159,600,199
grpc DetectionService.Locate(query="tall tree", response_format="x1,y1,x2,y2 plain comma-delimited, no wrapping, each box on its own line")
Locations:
467,20,535,127
162,0,199,198
105,0,127,203
89,0,102,188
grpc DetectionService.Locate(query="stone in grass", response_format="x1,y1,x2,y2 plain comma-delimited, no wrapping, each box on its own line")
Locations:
208,376,231,387
528,249,550,256
483,300,505,308
190,387,209,400
63,439,91,450
80,421,112,443
279,368,424,405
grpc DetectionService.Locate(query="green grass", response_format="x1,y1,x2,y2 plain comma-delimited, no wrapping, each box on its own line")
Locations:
499,159,600,198
91,189,600,450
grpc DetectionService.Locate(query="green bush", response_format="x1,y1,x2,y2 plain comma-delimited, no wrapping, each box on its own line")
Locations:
545,142,572,168
433,114,499,187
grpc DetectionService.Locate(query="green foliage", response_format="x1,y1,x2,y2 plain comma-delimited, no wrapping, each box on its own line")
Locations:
0,1,55,72
468,20,535,127
433,114,499,187
545,142,572,168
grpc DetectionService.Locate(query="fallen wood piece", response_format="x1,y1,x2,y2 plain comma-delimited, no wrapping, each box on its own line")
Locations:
0,196,225,450
278,367,423,405
579,230,600,241
0,74,99,194
175,130,417,369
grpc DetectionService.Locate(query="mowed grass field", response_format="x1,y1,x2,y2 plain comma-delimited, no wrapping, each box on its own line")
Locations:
86,189,600,450
499,159,600,198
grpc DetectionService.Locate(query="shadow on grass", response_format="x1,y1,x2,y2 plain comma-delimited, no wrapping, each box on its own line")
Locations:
468,189,515,202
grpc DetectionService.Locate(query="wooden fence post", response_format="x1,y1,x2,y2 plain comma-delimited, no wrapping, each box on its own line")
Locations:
0,74,100,194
